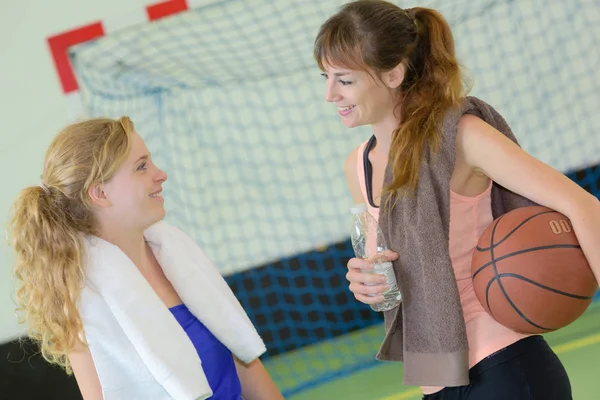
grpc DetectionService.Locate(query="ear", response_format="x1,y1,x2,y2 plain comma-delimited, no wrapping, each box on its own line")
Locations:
384,62,406,89
88,183,111,208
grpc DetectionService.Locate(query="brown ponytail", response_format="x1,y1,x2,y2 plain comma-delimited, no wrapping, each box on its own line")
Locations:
390,7,464,194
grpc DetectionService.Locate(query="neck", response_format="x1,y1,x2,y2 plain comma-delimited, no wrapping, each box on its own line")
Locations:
96,223,149,267
371,109,401,157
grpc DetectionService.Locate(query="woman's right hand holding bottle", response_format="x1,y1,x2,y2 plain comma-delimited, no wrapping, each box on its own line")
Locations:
346,250,399,305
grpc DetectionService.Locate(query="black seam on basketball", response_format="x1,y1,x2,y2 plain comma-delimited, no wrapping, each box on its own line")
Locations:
488,216,553,331
496,273,593,300
485,276,497,318
475,210,557,252
489,217,508,313
472,244,581,279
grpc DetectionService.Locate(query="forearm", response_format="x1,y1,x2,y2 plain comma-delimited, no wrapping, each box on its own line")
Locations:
234,357,284,400
569,195,600,286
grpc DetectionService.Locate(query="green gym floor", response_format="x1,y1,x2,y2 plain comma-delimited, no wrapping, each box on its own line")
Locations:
267,302,600,400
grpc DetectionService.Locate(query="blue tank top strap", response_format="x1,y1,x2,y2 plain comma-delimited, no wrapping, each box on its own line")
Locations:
169,303,243,399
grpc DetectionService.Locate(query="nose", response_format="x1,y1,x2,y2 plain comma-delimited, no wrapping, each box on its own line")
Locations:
325,82,341,103
155,167,167,183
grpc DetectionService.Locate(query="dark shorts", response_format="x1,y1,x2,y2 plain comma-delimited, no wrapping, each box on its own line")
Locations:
422,335,572,400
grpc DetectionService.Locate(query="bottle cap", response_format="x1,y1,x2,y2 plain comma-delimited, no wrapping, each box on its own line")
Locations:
350,203,368,215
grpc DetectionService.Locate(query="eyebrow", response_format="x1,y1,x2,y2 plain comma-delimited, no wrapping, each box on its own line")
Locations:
322,71,351,77
133,154,150,165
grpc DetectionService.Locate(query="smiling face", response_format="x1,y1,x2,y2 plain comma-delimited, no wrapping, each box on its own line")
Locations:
321,63,400,129
92,131,168,233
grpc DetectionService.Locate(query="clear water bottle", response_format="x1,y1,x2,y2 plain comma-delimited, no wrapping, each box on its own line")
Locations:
350,203,401,312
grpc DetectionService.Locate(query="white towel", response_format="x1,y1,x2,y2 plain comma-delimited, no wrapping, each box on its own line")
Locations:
79,220,266,400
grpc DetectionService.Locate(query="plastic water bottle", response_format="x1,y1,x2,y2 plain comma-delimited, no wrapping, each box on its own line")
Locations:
350,203,401,312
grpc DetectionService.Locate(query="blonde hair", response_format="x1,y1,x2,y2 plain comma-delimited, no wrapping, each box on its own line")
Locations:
8,116,134,372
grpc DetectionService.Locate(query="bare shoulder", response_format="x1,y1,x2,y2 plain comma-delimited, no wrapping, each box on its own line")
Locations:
456,113,487,144
455,113,507,169
456,113,514,149
344,145,363,204
452,114,493,193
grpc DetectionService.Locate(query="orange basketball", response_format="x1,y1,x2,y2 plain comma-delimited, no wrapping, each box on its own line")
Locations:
471,205,597,334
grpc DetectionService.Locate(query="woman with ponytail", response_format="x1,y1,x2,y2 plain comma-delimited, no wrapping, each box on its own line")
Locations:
315,1,599,398
8,117,282,399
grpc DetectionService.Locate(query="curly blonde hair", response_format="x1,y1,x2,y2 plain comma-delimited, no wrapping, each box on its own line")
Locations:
8,116,134,372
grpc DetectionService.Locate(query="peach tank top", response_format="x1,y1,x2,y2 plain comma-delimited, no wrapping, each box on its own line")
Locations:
356,138,527,394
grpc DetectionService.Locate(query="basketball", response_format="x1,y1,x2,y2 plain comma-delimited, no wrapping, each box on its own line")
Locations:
471,205,598,334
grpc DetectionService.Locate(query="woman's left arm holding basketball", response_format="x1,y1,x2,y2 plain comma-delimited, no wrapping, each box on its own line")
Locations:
457,114,600,285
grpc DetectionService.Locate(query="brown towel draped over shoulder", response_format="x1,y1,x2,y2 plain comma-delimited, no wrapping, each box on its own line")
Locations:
376,96,537,387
